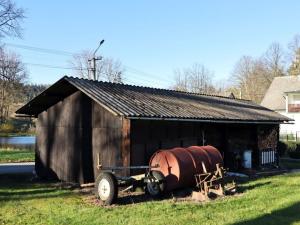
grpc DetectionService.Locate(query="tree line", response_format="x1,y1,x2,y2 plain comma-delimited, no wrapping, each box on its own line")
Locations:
0,46,48,121
172,35,300,103
2,0,300,125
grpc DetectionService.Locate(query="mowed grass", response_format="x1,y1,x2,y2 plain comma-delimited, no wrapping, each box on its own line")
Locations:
0,149,34,163
1,173,300,225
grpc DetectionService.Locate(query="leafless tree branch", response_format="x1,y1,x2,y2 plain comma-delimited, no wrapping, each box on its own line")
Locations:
70,50,125,83
0,0,25,38
173,63,216,94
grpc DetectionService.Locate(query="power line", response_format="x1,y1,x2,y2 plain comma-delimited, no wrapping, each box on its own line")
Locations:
125,71,171,85
0,59,165,83
125,66,173,83
20,61,170,87
3,43,74,56
21,61,160,83
23,62,85,70
3,42,174,85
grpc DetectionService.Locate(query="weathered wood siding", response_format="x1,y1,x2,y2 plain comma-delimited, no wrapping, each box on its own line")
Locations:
130,120,225,173
36,91,124,183
130,120,278,170
91,101,124,178
36,91,91,183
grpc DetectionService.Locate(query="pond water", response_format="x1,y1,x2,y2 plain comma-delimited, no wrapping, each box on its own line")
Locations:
0,136,36,150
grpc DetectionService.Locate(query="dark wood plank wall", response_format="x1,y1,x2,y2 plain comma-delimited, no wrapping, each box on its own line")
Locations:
91,101,123,179
130,120,225,170
36,91,124,183
130,120,278,170
36,91,91,183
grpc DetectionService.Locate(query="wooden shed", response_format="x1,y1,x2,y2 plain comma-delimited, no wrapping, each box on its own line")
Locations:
16,76,290,184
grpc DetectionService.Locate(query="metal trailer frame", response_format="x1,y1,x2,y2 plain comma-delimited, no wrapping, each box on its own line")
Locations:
95,155,236,205
95,154,165,205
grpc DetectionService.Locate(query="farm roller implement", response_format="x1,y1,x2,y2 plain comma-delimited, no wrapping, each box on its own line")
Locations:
95,145,235,205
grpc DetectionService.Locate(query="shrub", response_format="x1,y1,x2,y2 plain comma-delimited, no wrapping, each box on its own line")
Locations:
0,122,15,133
286,142,300,159
288,151,300,159
277,141,287,157
287,142,298,152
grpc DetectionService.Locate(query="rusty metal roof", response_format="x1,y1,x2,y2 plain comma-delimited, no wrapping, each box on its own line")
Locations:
16,76,290,123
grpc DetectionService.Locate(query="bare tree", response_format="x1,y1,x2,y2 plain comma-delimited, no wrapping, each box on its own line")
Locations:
0,47,27,121
286,35,300,76
262,43,286,78
173,68,189,92
0,0,24,38
70,50,124,83
231,54,282,103
70,50,91,79
231,56,255,101
288,34,300,57
102,58,123,83
173,63,216,94
230,42,287,103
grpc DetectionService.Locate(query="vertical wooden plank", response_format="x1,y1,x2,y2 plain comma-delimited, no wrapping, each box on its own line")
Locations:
122,118,131,176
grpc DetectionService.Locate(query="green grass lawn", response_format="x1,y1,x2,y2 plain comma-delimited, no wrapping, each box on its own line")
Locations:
0,149,34,163
1,173,300,225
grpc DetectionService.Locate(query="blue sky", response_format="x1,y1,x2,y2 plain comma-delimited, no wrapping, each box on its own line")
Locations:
3,1,300,88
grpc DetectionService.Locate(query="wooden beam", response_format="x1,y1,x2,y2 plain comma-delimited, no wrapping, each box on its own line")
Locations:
121,118,131,176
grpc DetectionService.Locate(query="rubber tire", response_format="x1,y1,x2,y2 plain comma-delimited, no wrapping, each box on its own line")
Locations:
95,172,118,205
146,170,166,197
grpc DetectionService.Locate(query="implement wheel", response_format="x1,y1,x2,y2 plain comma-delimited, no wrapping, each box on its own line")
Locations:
95,172,118,205
146,170,166,197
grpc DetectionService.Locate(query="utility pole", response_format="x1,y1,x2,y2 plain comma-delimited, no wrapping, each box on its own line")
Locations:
88,39,105,80
88,56,102,80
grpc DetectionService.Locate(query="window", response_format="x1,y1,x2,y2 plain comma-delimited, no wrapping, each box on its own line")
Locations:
293,94,300,104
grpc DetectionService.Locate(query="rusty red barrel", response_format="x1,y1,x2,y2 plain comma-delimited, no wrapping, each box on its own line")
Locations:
149,145,223,191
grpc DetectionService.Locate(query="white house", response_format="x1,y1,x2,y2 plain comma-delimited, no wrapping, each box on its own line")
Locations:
261,75,300,136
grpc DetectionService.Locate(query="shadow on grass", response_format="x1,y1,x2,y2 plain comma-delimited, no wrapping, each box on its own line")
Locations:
115,188,192,205
232,201,300,225
237,181,271,193
0,174,73,201
111,179,273,206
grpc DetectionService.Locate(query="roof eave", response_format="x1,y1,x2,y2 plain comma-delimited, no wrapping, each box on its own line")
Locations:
126,116,288,124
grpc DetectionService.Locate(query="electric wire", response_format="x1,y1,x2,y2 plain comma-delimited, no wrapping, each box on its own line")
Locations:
3,42,174,85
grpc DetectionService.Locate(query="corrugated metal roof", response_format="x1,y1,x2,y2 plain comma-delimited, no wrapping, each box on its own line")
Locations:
16,76,290,123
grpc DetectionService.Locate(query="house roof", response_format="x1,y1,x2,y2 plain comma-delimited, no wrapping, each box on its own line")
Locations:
284,90,300,94
261,75,300,111
16,76,289,123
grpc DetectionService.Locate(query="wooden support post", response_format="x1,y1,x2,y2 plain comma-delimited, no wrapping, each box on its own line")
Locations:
121,118,131,176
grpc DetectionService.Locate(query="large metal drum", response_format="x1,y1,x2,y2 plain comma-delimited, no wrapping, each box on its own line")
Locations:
149,145,223,191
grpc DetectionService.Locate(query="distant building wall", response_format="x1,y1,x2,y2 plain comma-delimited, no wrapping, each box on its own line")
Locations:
277,109,300,134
